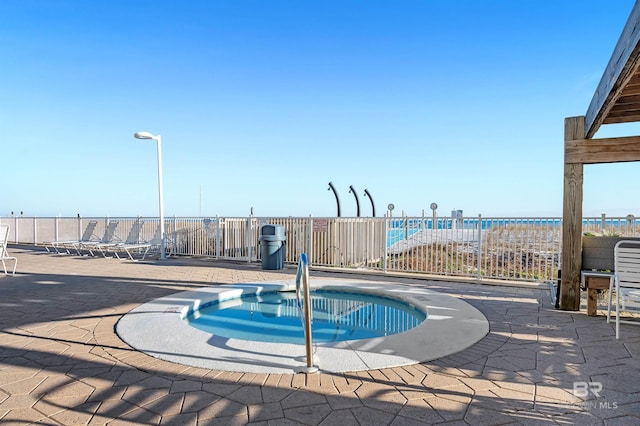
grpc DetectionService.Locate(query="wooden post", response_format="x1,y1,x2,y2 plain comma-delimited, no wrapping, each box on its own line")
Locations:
585,275,612,316
560,116,585,311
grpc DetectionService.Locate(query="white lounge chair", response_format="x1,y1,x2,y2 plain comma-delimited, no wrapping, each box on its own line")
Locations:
607,240,640,339
78,221,119,256
45,220,98,254
0,225,18,276
112,224,161,261
95,219,145,259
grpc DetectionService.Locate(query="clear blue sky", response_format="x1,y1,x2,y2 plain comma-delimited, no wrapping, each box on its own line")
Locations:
2,0,639,219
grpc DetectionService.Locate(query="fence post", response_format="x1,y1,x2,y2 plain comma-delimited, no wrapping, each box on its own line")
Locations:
477,214,483,281
308,215,313,266
215,215,221,259
33,216,37,245
601,213,606,233
383,216,388,273
247,215,252,263
53,216,58,246
172,215,177,256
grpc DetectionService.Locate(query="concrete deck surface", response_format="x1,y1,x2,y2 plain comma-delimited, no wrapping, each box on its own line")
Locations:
1,247,639,425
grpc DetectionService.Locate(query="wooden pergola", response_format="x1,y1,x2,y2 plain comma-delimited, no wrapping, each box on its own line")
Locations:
561,1,640,310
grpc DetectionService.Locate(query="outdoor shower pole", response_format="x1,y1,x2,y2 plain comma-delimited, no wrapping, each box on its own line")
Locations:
364,188,375,217
349,185,361,217
328,182,341,217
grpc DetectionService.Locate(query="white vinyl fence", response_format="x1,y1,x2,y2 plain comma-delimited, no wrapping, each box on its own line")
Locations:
3,214,640,283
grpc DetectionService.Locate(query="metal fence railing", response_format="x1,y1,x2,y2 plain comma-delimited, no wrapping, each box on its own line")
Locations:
3,214,640,283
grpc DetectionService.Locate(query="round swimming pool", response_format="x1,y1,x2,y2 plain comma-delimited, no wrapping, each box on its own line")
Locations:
185,290,426,344
116,279,490,373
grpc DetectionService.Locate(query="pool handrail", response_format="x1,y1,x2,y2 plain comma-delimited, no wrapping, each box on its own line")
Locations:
296,253,318,373
295,254,306,325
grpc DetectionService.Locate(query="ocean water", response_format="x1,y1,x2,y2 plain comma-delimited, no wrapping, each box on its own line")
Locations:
385,217,634,247
385,218,574,247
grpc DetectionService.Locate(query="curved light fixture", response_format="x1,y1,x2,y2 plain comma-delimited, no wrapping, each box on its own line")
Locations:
134,131,157,140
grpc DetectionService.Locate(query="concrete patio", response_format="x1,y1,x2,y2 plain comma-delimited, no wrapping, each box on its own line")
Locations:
1,247,639,425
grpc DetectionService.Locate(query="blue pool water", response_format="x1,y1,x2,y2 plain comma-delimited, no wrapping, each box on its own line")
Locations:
185,290,426,344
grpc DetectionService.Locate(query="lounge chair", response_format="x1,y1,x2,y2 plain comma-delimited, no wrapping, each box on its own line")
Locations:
45,220,98,254
0,225,18,276
94,219,145,259
78,221,119,256
607,240,640,338
112,224,161,261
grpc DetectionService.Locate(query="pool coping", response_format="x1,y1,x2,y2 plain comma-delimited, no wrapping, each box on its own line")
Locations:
116,278,489,374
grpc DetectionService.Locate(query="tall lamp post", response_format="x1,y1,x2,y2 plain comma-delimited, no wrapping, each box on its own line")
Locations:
134,132,166,260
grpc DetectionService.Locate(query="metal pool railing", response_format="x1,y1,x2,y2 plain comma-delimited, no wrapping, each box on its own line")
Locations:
295,253,317,373
4,213,640,283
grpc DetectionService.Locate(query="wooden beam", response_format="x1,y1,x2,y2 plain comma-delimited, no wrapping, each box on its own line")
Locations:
561,116,584,311
585,2,640,138
565,135,640,163
618,84,640,96
613,94,640,105
604,113,640,124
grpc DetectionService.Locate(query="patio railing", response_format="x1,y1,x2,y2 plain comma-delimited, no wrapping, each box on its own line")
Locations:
3,213,639,283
